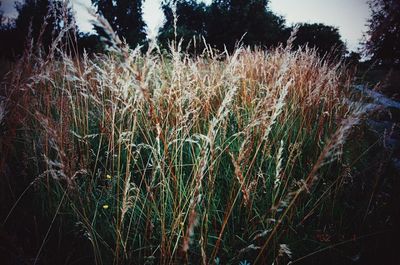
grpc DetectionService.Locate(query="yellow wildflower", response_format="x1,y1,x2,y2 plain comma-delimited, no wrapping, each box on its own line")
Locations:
106,174,112,180
102,204,109,209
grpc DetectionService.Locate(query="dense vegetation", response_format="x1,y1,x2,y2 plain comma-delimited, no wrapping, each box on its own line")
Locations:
0,0,346,58
0,23,388,263
0,0,399,264
364,0,400,66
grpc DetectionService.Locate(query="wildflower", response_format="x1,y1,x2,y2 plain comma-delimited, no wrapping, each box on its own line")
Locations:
106,174,112,180
102,204,109,209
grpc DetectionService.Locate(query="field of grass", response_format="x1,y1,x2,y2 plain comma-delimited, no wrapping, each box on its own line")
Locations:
1,31,397,264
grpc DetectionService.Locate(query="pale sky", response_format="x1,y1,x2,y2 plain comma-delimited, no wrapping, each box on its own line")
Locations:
1,0,371,51
269,0,370,52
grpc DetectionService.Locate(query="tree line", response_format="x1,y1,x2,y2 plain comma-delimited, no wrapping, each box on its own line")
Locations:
0,0,399,66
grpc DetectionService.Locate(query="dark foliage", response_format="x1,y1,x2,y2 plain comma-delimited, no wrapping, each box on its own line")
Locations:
158,0,290,53
158,0,208,52
0,3,3,25
0,22,16,59
158,0,348,56
347,51,361,64
207,0,289,51
77,32,105,54
0,0,75,59
364,0,400,66
293,23,346,58
0,0,349,59
92,0,147,48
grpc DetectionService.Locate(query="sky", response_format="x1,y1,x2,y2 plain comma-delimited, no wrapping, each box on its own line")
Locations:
1,0,371,51
1,0,18,17
269,0,370,52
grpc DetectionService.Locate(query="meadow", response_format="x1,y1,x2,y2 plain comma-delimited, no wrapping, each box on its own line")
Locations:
1,27,395,264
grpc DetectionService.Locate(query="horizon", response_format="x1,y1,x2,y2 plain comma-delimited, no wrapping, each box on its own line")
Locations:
1,0,371,52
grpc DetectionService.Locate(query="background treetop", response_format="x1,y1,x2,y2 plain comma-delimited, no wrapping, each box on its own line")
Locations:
158,0,346,56
0,0,350,59
364,0,400,66
0,0,75,58
91,0,147,48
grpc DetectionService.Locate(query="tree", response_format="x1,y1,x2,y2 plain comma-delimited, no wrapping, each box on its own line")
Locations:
92,0,147,48
0,2,3,25
158,0,290,53
293,23,346,58
207,0,289,52
158,0,208,51
0,2,14,58
346,51,361,65
0,0,75,58
77,32,104,54
364,0,400,66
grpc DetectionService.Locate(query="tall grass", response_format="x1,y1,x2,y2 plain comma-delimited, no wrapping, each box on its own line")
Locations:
1,31,367,264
